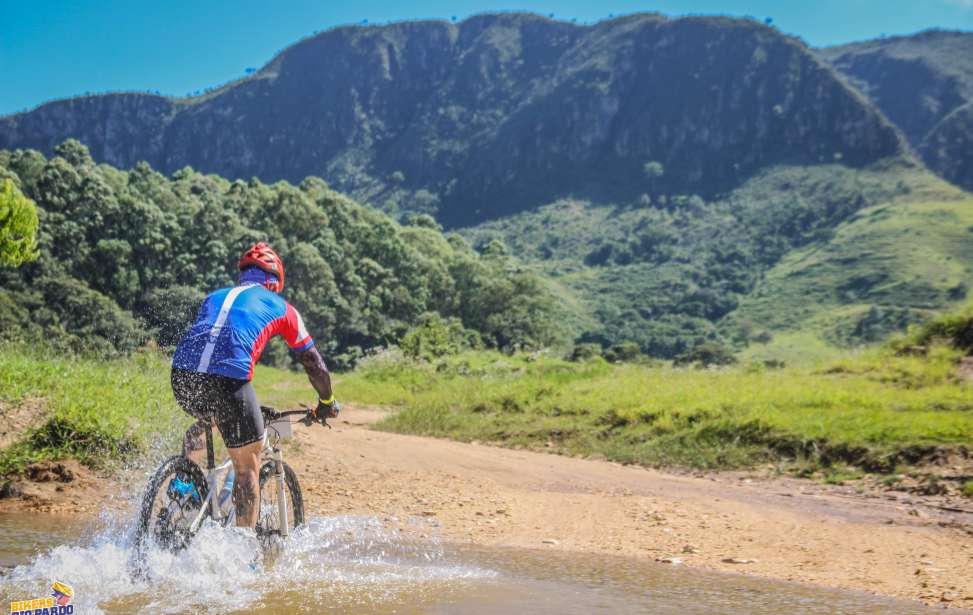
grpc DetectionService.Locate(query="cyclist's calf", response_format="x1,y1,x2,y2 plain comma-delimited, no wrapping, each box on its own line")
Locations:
227,439,263,528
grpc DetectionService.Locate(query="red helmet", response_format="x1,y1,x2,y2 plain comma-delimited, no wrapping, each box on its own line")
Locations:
239,242,284,292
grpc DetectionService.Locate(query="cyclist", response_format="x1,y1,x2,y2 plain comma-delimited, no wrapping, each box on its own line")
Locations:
170,242,338,529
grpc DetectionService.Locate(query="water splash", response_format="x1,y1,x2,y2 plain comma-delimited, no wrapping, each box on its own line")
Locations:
0,512,494,614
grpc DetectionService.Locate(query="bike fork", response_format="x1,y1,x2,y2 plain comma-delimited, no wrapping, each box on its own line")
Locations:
273,447,289,538
205,424,221,521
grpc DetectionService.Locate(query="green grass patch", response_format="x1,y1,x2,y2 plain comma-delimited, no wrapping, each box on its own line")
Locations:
0,344,314,475
341,347,973,472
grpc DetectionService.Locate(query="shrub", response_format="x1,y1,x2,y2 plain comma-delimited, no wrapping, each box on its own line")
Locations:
400,312,480,361
568,343,603,362
604,341,642,363
673,342,737,368
899,303,973,353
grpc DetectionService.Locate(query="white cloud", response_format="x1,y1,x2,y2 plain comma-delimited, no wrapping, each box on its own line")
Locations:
946,0,973,8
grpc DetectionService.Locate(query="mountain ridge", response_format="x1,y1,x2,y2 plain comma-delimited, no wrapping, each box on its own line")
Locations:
0,12,907,227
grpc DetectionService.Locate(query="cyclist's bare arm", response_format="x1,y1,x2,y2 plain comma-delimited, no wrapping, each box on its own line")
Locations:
296,345,333,401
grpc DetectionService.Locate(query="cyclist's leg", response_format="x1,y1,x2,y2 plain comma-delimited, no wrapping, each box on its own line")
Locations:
212,379,265,528
226,440,262,527
171,369,216,467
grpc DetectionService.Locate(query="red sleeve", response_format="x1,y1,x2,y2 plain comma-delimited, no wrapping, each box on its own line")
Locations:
282,303,314,351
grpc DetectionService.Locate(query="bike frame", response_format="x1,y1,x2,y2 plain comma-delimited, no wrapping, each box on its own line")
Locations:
186,420,292,537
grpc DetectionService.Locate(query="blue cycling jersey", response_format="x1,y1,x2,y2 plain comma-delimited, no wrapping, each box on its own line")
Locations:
173,282,314,381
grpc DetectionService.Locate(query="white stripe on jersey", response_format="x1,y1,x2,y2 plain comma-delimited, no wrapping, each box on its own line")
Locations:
196,284,257,373
294,309,310,343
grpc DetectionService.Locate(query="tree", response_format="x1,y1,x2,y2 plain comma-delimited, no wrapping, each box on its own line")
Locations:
406,213,442,231
142,285,205,348
400,312,478,361
0,179,39,267
643,161,664,179
643,161,665,197
0,142,561,363
480,238,508,257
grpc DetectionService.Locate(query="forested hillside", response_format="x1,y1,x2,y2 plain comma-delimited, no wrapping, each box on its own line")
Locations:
0,13,904,226
820,30,973,191
467,163,973,361
0,140,561,365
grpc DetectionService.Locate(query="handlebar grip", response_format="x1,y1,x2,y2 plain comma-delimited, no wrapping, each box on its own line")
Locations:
260,406,280,420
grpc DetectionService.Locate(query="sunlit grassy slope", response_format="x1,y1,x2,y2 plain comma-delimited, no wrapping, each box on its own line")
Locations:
464,163,973,364
732,172,973,363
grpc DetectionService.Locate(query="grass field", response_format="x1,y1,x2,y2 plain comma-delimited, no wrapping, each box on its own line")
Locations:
3,331,971,480
340,346,973,475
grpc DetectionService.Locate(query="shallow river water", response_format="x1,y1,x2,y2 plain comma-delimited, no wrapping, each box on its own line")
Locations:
0,512,958,614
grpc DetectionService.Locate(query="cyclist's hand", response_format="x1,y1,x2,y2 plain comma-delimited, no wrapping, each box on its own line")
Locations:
314,397,340,422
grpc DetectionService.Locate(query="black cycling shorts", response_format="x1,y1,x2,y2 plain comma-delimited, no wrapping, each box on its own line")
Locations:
170,368,265,449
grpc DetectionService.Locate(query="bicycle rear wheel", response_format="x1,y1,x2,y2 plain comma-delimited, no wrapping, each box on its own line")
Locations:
132,455,210,571
256,461,304,537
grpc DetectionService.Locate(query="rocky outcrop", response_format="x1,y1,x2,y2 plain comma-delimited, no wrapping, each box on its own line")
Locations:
821,30,973,191
1,13,906,226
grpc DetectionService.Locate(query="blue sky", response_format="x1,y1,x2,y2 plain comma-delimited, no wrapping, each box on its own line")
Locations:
3,0,972,115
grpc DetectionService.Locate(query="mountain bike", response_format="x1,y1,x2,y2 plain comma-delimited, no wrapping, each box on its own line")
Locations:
131,405,326,571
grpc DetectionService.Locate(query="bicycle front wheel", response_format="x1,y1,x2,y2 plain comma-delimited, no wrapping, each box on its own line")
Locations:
132,455,210,573
256,461,304,537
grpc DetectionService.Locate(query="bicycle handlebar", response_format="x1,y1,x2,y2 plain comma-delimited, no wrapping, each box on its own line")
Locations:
260,406,310,421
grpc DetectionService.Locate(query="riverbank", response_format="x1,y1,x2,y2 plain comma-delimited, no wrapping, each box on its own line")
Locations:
4,343,972,485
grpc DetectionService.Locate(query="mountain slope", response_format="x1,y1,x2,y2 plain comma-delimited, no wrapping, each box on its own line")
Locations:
729,169,973,362
464,160,973,361
921,100,973,190
1,13,905,226
820,30,973,191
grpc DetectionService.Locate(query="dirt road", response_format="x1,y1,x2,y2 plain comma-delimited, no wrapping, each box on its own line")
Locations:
289,407,973,608
2,405,972,607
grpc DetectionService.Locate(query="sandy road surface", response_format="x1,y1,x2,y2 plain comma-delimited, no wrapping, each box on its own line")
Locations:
1,404,971,607
288,406,973,608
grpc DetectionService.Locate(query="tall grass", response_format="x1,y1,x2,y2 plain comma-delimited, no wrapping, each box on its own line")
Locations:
341,347,973,471
0,347,185,473
0,345,314,474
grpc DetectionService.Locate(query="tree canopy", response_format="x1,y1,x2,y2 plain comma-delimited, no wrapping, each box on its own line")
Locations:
0,178,39,267
0,140,562,364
